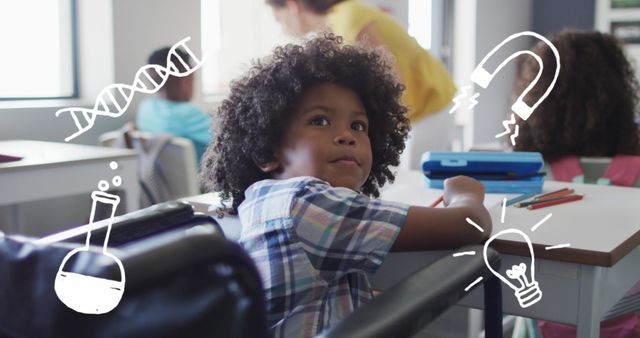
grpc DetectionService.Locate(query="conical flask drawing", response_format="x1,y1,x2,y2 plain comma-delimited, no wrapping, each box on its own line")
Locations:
54,190,126,314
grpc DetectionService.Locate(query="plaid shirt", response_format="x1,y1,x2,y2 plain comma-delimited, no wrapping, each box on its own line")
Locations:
238,176,409,338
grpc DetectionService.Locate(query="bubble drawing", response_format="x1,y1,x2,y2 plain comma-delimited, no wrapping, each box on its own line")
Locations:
54,163,126,314
55,37,204,142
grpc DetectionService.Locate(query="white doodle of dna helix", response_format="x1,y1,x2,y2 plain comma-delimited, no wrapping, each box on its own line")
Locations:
55,37,204,142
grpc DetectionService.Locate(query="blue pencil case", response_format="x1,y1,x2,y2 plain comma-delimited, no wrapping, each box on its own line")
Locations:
421,151,545,193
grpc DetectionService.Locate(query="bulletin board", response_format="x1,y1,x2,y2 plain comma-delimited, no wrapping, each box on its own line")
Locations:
596,0,640,79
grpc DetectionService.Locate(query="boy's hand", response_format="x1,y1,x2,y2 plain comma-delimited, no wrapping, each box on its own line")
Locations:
393,175,492,251
442,175,492,238
392,175,492,251
442,175,485,206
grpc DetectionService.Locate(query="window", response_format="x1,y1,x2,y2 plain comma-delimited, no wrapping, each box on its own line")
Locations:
201,0,290,97
0,0,77,100
408,0,432,50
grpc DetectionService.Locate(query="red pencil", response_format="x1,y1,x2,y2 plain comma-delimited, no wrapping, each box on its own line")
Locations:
527,194,583,210
430,195,444,207
534,188,574,201
534,187,570,200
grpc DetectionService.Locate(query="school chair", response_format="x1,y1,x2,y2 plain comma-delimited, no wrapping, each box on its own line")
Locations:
99,123,200,207
0,201,504,338
544,156,640,187
0,201,264,338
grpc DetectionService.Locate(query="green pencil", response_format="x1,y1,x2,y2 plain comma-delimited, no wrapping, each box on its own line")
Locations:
514,194,577,208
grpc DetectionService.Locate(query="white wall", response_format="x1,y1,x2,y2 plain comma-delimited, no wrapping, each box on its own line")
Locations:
470,0,534,146
452,0,478,150
112,0,206,116
449,0,534,149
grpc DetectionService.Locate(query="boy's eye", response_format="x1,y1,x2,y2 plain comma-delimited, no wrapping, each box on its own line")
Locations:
310,116,329,126
351,121,367,132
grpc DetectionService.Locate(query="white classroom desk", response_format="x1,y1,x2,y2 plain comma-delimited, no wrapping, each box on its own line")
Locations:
0,140,139,233
375,170,640,338
182,170,640,338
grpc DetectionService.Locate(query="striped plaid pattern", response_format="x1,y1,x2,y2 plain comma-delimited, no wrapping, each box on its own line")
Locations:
238,176,408,338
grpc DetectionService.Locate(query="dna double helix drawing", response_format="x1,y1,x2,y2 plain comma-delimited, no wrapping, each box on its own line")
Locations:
55,37,204,142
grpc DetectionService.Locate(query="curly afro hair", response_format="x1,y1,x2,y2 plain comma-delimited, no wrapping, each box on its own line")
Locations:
200,34,410,212
513,29,640,160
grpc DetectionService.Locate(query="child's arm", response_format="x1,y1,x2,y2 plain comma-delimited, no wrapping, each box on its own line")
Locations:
391,176,492,251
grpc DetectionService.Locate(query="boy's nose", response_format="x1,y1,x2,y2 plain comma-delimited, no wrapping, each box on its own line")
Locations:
334,131,356,146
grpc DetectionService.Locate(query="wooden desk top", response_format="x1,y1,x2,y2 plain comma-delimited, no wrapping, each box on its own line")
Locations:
381,170,640,267
0,140,137,171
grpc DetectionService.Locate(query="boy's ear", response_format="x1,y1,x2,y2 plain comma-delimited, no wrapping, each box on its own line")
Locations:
259,160,281,173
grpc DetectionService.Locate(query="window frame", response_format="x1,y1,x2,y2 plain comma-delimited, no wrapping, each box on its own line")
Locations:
0,0,79,101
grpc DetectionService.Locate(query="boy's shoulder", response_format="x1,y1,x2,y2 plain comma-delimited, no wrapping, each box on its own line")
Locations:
238,176,335,226
245,176,328,196
240,176,331,210
243,176,371,203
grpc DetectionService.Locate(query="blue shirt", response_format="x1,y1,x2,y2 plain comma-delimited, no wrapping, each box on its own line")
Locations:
238,176,409,337
136,97,212,164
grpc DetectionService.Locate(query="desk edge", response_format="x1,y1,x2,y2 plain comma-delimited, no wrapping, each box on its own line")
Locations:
491,229,640,267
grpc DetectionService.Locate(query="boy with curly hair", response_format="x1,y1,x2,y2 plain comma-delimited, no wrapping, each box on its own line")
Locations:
200,34,492,337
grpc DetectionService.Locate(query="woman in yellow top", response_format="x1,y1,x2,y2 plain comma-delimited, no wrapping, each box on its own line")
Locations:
268,0,456,123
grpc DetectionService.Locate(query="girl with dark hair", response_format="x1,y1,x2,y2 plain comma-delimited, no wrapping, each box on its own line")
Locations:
514,30,640,162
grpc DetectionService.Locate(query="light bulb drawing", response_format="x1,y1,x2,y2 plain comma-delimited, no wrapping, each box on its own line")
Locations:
453,197,572,309
449,31,561,146
54,161,125,314
55,37,204,142
484,229,541,308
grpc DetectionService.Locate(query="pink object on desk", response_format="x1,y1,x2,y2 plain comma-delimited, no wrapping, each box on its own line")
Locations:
0,154,22,163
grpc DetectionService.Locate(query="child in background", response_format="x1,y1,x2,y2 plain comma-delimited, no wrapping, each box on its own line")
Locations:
513,30,640,337
200,34,492,337
136,47,212,165
514,29,640,187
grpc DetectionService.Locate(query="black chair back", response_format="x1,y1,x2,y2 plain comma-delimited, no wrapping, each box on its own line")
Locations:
0,202,268,338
